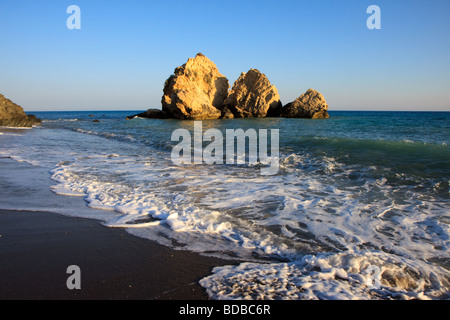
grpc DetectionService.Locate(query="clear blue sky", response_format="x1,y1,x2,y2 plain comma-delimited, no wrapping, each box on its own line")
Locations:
0,0,449,111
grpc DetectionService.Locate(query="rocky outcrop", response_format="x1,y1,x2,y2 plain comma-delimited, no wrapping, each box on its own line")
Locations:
281,89,329,119
161,53,229,120
224,69,282,118
127,54,331,121
126,108,170,120
0,94,41,127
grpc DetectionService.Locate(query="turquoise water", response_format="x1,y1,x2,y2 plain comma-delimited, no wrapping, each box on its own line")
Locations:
36,110,450,184
1,110,449,299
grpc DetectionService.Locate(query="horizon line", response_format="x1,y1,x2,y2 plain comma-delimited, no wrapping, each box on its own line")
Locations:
25,109,450,113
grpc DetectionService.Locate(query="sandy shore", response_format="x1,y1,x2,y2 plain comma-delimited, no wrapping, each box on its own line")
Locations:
0,209,233,300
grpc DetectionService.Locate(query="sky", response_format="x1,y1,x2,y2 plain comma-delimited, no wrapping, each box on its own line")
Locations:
0,0,449,112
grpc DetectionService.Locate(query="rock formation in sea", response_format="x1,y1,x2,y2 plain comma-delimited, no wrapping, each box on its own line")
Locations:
0,94,41,127
126,54,330,120
281,89,329,119
224,69,282,118
161,53,230,120
126,108,170,120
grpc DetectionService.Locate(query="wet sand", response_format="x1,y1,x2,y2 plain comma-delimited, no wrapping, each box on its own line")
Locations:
0,209,233,300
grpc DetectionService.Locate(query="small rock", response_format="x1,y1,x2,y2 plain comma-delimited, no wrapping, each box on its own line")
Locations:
126,109,169,120
281,89,329,119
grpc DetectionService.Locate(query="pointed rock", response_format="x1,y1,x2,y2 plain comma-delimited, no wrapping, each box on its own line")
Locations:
281,89,329,119
0,94,41,127
224,69,282,118
161,53,229,120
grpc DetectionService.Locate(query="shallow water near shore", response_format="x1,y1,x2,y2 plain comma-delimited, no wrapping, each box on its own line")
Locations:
1,110,449,299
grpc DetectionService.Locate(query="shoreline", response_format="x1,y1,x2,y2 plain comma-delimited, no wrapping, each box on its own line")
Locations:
0,209,234,300
0,142,238,300
1,115,449,300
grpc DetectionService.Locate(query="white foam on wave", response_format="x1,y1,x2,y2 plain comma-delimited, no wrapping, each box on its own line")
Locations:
74,128,137,143
42,119,79,122
0,126,33,130
47,153,306,259
9,155,41,166
50,185,85,196
46,147,450,264
0,131,26,136
45,156,450,306
200,251,449,300
4,123,449,300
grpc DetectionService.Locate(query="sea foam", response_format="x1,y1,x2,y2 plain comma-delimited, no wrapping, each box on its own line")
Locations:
200,251,449,300
2,111,449,300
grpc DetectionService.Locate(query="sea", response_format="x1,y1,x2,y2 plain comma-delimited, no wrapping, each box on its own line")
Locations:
0,110,449,300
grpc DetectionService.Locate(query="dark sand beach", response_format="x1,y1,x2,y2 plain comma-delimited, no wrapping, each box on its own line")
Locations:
0,209,232,300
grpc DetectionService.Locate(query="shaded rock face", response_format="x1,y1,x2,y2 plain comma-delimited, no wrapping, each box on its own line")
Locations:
126,108,169,120
224,69,282,118
281,89,329,119
0,94,41,127
161,53,230,120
